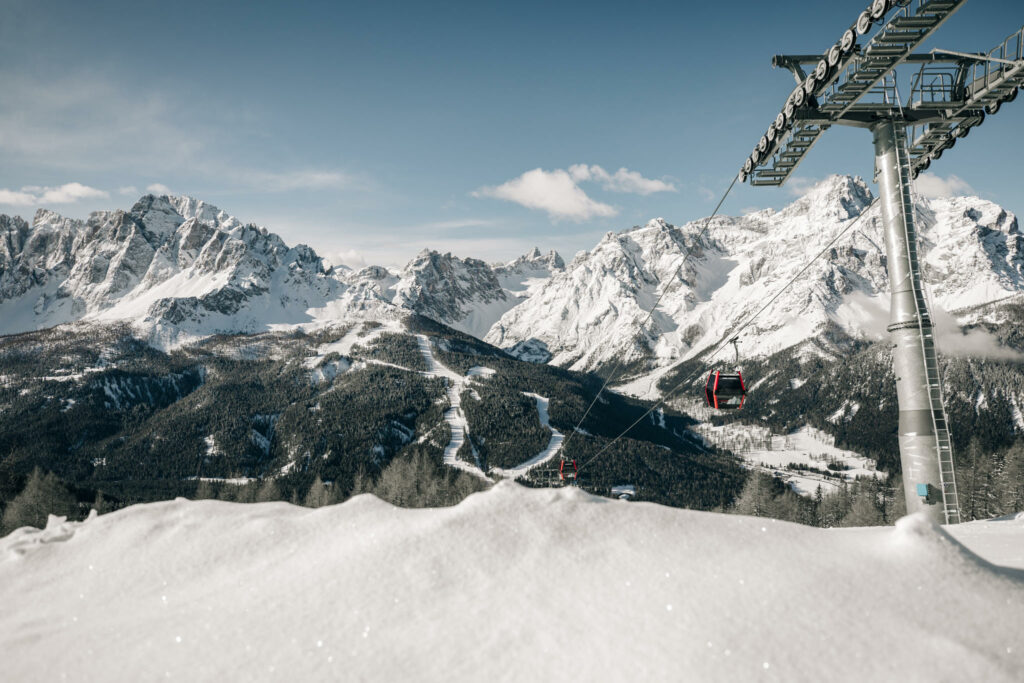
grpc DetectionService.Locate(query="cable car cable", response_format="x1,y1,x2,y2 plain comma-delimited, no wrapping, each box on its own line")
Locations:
558,173,740,458
575,196,880,474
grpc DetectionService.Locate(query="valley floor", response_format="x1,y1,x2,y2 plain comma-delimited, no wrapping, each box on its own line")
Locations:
1,483,1022,682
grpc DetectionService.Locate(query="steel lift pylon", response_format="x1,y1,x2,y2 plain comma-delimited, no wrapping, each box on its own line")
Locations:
739,0,1024,524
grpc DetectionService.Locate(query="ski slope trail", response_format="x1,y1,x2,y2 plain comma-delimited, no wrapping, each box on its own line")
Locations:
415,335,488,480
1,484,1022,682
490,393,565,478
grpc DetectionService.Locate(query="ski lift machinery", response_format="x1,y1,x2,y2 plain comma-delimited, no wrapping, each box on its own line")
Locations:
740,0,1023,524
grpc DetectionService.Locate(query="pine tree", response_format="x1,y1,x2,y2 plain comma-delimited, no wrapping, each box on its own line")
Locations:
1003,443,1024,513
1,468,77,534
732,472,775,518
304,476,332,508
350,466,372,497
92,490,108,515
255,479,281,503
194,480,218,500
842,490,884,527
234,482,258,504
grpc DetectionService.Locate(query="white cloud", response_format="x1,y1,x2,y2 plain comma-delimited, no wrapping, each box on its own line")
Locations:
567,164,677,195
931,303,1022,360
0,182,108,206
0,188,38,205
785,177,821,197
325,249,368,270
842,291,1022,360
37,182,108,203
474,168,617,221
146,183,172,195
914,173,974,199
118,186,139,196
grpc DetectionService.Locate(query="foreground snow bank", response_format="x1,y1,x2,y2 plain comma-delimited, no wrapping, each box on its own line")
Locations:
1,483,1022,682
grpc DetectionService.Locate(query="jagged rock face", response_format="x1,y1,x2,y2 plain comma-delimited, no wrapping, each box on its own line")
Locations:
0,195,359,345
486,217,713,371
390,250,513,338
1,177,1019,363
486,175,1022,374
493,247,565,279
492,247,565,299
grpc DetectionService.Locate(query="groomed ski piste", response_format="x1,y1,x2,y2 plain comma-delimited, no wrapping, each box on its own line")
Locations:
415,334,488,478
415,334,564,479
1,482,1022,682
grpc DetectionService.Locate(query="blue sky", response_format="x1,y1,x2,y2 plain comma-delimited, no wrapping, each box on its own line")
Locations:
1,0,1020,267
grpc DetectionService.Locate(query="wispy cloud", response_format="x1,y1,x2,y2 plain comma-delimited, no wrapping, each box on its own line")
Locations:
415,218,500,231
0,188,37,206
0,73,356,199
146,183,172,195
0,73,202,172
567,164,677,195
843,291,1022,360
325,249,369,270
474,168,617,221
239,170,353,192
785,176,821,197
0,182,108,206
931,304,1022,360
914,173,974,200
118,186,139,196
474,163,676,221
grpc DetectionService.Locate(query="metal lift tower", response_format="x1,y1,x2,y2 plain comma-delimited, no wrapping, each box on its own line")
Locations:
740,0,1024,524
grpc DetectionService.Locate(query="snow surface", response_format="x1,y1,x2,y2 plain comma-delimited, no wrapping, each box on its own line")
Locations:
1,484,1022,681
687,416,880,496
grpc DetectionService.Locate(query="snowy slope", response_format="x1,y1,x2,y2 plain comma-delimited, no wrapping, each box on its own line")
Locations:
1,484,1022,682
486,176,1022,374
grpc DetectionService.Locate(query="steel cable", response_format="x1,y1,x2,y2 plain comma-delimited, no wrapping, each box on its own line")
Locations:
575,196,881,475
558,173,739,459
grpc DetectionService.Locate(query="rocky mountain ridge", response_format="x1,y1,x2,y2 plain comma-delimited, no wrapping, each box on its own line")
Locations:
489,175,1023,377
1,177,1020,376
0,196,564,346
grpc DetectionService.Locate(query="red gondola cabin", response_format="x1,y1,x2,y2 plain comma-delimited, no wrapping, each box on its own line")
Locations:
559,458,578,483
705,370,747,410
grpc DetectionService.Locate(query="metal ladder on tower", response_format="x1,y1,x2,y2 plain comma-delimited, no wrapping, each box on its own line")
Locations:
892,122,962,524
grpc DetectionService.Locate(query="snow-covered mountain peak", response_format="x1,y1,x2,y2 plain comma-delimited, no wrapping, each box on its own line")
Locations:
779,174,874,224
497,247,565,273
130,194,245,237
486,174,1023,376
390,249,511,337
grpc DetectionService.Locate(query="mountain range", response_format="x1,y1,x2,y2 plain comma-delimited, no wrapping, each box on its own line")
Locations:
1,176,1022,516
2,175,1021,380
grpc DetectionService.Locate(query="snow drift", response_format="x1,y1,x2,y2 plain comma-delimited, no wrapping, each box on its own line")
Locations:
1,482,1022,681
